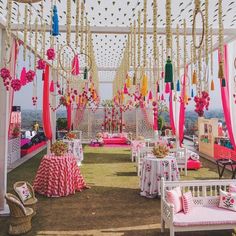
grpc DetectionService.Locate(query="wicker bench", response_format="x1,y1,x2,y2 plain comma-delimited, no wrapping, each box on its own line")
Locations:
161,178,236,236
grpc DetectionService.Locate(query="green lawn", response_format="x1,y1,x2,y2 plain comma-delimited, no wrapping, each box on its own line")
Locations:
0,146,232,236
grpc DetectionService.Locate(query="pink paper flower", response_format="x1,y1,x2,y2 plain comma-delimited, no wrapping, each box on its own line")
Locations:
47,48,56,60
11,79,22,91
37,59,46,70
0,68,11,79
26,70,36,83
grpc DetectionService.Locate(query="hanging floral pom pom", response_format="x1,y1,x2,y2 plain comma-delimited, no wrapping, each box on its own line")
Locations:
11,79,22,91
52,5,59,36
37,59,46,70
26,70,36,83
0,68,10,79
47,48,56,60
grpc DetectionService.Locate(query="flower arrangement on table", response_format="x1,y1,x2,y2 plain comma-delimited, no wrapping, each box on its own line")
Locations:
50,141,68,156
152,144,169,159
65,132,77,140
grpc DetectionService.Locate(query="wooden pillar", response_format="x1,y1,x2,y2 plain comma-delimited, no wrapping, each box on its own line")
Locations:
0,28,10,215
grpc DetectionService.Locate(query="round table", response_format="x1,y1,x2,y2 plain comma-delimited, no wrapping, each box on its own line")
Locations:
33,154,87,197
140,156,179,198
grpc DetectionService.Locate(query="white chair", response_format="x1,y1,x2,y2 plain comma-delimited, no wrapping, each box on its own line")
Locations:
169,147,188,176
136,147,153,176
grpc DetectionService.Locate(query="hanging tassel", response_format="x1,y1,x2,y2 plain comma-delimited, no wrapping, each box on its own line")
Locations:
72,54,80,75
161,94,164,100
221,78,226,87
133,73,136,85
42,70,45,81
184,93,189,104
171,82,174,90
211,79,215,91
218,61,224,79
161,71,164,79
141,74,148,96
165,82,170,94
52,5,59,36
50,80,54,92
20,67,27,86
192,70,197,84
157,83,160,93
123,83,128,94
191,88,194,98
127,76,131,88
176,80,180,92
164,56,173,83
148,90,153,100
83,67,88,80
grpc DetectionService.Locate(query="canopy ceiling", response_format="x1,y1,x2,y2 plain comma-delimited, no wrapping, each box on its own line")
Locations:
1,0,236,82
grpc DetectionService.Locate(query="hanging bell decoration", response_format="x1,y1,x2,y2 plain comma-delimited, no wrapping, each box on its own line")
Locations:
52,5,59,36
164,56,173,83
192,70,197,84
83,67,88,80
210,79,215,91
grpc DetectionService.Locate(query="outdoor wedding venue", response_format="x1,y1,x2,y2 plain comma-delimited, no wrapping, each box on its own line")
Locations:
1,0,236,235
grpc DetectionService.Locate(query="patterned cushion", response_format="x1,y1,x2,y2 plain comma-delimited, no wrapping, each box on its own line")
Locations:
229,184,236,193
182,191,194,214
219,189,236,212
15,183,32,202
166,187,183,213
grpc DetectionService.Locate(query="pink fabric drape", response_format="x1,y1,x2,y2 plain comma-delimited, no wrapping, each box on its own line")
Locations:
42,64,52,140
179,66,188,145
218,45,236,150
67,103,72,131
169,91,176,135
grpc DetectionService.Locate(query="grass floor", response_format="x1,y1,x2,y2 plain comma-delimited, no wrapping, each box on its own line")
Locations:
0,146,233,236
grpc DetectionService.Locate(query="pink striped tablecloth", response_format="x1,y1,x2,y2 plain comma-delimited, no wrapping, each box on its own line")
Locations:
33,154,87,197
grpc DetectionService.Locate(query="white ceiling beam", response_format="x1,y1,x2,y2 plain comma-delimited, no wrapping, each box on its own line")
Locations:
10,24,236,36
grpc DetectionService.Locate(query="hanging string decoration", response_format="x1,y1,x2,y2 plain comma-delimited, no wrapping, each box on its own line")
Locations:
164,0,173,83
210,28,215,91
218,0,225,87
23,4,28,62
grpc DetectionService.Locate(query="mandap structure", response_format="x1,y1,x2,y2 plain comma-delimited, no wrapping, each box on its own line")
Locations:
0,0,236,216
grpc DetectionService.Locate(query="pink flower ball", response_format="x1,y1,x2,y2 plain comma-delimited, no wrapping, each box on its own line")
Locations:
26,70,36,83
11,79,22,91
47,48,56,60
37,59,46,70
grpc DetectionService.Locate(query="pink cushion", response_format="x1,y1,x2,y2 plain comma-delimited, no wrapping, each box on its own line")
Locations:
174,206,236,227
166,187,183,213
219,190,236,212
229,184,236,193
182,191,194,214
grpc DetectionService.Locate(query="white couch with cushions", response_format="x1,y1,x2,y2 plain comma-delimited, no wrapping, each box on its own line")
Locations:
160,178,236,236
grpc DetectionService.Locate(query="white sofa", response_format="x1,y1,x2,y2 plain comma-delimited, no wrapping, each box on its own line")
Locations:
161,178,236,236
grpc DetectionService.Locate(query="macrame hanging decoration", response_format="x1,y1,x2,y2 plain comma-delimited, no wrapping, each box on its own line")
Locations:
164,0,173,83
218,0,225,87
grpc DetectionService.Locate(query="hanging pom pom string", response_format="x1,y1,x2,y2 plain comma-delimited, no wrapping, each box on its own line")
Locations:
133,21,137,85
80,1,85,53
75,0,80,49
164,0,173,83
143,0,147,69
66,0,71,45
